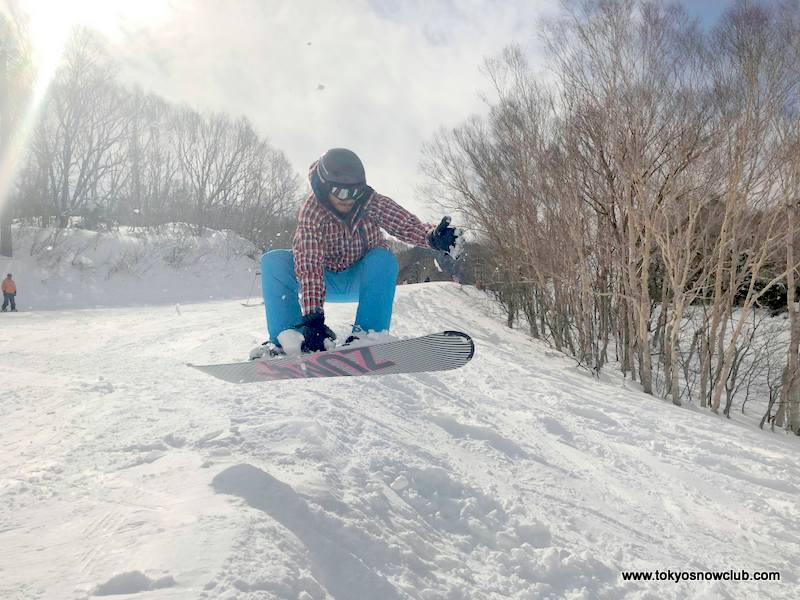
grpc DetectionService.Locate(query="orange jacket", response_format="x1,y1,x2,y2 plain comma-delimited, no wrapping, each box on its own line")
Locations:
2,278,15,294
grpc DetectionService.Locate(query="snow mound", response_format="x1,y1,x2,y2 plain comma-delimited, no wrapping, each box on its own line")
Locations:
0,224,260,310
93,571,176,595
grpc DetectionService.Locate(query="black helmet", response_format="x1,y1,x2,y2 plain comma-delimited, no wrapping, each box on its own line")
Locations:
316,148,365,186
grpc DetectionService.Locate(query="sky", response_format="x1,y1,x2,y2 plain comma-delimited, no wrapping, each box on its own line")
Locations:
13,0,735,221
106,0,560,220
12,0,560,220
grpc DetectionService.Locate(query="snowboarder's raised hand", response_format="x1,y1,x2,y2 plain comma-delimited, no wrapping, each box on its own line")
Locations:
298,309,337,353
428,216,464,259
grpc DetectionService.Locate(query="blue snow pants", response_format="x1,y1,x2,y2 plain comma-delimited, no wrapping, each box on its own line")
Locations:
260,248,399,344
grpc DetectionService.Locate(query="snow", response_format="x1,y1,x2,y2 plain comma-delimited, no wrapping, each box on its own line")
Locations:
1,228,799,599
0,225,259,310
449,227,466,260
93,571,177,596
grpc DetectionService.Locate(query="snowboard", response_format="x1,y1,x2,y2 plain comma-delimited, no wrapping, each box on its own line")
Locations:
189,330,474,384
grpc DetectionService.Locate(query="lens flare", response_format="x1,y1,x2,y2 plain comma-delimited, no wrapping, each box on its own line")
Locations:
0,0,168,215
0,1,72,216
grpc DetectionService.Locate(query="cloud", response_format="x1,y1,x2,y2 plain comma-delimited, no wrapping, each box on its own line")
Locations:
85,0,559,219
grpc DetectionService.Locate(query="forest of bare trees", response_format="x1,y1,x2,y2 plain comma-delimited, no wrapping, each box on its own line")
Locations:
422,0,800,432
3,27,300,250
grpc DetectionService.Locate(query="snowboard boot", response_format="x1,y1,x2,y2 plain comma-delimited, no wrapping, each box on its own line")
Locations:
249,341,285,361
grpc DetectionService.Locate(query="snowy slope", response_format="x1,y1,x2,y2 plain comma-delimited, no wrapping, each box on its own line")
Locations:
0,225,260,310
2,282,799,599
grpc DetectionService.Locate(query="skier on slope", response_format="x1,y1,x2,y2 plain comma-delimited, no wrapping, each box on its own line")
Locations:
250,148,462,359
1,274,17,312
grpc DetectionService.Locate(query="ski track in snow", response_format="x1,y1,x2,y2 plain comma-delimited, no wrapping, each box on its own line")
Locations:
1,283,798,599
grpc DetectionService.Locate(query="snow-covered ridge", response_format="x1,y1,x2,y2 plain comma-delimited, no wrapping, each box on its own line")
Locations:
1,282,797,599
0,225,260,310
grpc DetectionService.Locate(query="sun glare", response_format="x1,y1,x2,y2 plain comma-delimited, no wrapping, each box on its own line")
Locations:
25,0,168,71
0,0,168,214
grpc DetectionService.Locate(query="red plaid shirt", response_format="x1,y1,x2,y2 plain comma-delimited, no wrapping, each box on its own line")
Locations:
293,192,433,314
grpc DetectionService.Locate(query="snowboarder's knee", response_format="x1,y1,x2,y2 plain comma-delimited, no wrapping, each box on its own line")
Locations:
261,249,294,277
361,248,398,277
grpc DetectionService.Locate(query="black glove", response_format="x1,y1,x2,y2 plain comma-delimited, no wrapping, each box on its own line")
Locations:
298,310,337,353
428,216,463,258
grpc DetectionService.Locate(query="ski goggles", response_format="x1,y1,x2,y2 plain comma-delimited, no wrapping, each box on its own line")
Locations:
329,183,366,201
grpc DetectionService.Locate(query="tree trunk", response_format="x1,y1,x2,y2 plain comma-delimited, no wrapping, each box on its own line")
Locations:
668,298,687,406
699,325,710,408
0,46,11,257
637,227,654,394
703,203,733,409
776,198,799,431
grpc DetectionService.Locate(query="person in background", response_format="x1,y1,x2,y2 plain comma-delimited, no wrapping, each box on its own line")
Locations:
251,148,462,359
2,273,17,312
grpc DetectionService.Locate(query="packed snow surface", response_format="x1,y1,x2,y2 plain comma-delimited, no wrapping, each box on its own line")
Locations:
1,236,798,598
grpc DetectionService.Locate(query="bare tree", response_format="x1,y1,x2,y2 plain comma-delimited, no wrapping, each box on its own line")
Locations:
227,142,299,248
702,2,800,413
171,108,257,234
30,30,128,228
113,89,183,228
773,102,800,432
421,0,800,431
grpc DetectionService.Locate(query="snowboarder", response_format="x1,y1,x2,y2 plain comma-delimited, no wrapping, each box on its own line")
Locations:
250,148,462,359
2,273,17,312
